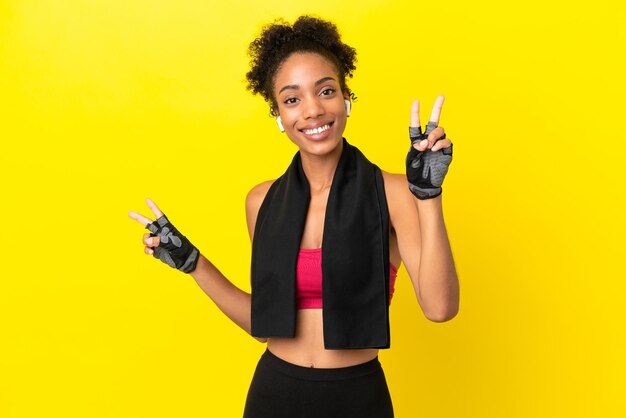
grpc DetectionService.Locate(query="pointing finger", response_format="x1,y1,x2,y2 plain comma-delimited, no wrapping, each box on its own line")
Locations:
410,99,421,128
428,95,445,126
146,198,164,219
128,211,153,227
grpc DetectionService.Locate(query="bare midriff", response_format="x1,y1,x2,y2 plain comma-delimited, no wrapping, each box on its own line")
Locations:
266,308,379,368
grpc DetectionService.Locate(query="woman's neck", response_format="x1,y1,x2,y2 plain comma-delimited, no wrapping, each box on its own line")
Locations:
299,140,344,192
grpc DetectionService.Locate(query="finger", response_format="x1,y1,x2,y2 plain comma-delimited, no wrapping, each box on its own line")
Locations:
145,246,154,255
426,126,446,148
419,132,439,150
146,198,164,219
428,95,445,126
431,138,452,152
415,127,446,151
413,138,429,152
128,211,153,227
143,232,160,247
410,99,420,128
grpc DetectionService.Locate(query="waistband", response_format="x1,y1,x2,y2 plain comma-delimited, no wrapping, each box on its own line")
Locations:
259,348,382,382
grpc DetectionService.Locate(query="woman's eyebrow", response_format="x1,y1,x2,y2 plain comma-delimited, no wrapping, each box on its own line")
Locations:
279,84,299,94
315,76,336,86
278,76,337,94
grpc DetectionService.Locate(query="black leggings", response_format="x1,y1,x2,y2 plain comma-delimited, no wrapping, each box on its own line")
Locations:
243,348,394,418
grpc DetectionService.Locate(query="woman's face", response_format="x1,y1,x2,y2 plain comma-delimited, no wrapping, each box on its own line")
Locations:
272,52,349,155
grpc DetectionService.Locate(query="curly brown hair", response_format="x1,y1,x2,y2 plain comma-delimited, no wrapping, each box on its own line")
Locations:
246,15,358,116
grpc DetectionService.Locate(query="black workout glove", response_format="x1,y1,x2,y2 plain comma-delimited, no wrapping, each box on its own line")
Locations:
145,214,199,274
406,121,453,200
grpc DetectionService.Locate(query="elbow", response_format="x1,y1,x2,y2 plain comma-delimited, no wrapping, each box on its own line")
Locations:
426,310,458,323
425,304,459,323
424,276,460,323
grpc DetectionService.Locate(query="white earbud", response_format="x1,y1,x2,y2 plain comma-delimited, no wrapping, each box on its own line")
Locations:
345,99,351,117
276,116,285,133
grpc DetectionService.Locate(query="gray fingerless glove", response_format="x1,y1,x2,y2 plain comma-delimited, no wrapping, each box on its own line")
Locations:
146,215,199,274
406,121,453,199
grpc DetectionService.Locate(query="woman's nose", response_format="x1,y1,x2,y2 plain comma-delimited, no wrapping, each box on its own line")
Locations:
304,97,324,118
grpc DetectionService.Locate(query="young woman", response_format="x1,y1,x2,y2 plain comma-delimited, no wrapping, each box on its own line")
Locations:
129,15,458,418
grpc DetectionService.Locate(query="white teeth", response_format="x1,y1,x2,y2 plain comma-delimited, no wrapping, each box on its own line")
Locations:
303,124,330,135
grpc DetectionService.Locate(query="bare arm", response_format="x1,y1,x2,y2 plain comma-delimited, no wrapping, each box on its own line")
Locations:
188,254,266,343
411,193,459,321
386,173,459,321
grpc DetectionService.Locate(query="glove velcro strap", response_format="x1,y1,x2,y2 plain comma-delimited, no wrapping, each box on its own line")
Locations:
408,184,443,200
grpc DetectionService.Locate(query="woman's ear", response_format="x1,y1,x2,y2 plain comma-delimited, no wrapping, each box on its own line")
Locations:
343,90,352,117
275,115,285,133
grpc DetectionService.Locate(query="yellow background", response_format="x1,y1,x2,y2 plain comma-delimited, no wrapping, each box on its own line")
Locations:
1,0,624,417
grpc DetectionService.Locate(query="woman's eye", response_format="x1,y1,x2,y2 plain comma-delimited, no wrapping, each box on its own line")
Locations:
284,97,298,105
321,88,336,96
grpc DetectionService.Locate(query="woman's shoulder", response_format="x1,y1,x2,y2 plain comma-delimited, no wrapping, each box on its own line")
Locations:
246,179,276,207
379,169,409,198
379,169,403,186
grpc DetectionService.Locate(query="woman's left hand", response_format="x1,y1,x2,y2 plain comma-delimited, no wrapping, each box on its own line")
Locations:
405,95,453,199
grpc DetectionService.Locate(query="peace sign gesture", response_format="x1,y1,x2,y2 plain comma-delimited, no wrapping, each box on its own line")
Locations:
128,198,200,274
405,95,453,199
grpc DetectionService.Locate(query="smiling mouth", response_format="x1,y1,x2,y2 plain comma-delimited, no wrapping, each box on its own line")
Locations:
301,123,332,135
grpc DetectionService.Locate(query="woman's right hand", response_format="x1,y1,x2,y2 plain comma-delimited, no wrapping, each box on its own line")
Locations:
405,96,453,200
128,198,200,274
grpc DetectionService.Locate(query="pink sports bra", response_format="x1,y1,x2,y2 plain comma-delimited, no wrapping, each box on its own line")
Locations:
296,247,399,309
